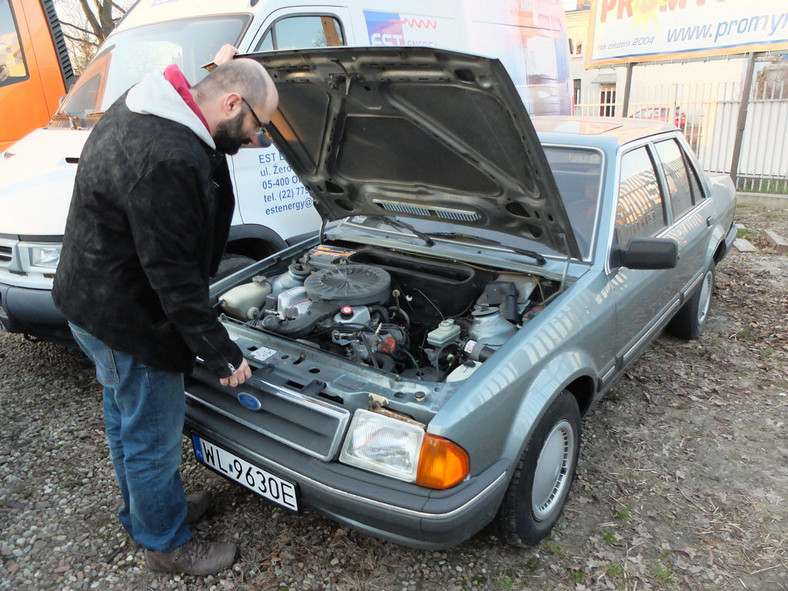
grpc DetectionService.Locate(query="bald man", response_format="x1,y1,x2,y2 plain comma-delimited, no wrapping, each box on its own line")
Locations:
53,54,278,575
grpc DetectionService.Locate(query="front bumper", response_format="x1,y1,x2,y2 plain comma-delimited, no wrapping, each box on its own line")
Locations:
184,380,510,549
0,281,72,343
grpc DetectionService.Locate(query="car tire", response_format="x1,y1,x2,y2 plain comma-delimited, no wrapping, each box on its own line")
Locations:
496,390,581,547
667,263,715,340
211,254,255,282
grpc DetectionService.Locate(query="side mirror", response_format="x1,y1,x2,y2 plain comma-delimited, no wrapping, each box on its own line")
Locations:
612,237,678,270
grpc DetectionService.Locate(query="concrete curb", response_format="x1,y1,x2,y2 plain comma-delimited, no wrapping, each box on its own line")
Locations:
736,192,788,209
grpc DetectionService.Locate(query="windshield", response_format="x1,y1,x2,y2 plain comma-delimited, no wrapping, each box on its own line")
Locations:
53,16,248,125
543,146,603,259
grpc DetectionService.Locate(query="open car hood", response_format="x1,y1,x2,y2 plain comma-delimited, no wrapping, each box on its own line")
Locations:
255,47,579,259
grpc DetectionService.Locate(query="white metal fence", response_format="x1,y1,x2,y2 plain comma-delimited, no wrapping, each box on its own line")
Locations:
574,76,788,195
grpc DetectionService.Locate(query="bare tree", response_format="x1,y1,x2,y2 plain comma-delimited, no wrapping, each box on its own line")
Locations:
55,0,132,73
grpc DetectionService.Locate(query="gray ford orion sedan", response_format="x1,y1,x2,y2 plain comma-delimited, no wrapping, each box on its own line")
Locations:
185,47,737,549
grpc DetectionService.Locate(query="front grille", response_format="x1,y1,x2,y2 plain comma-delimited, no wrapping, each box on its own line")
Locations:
186,365,350,461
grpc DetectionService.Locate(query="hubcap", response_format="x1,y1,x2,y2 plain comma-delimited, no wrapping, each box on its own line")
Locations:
532,419,575,521
697,270,713,326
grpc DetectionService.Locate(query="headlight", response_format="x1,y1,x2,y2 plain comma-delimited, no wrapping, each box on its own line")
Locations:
339,409,469,489
22,244,62,271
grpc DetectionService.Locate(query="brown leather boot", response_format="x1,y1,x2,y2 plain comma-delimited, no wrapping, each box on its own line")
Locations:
145,538,237,575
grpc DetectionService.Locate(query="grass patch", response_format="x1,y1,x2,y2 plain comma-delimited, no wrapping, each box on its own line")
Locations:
653,562,675,585
616,508,632,520
568,570,585,583
606,563,623,578
542,539,566,556
496,575,514,589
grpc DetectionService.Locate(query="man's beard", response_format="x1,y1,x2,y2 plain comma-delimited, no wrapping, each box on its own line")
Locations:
214,112,247,155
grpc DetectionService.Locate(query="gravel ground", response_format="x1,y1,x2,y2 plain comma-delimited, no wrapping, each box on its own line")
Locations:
1,202,786,591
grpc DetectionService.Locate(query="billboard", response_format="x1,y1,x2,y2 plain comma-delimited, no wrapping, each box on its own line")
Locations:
587,0,788,67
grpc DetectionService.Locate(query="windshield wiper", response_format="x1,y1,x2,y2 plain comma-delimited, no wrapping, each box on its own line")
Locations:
51,113,85,129
429,232,546,265
363,215,435,246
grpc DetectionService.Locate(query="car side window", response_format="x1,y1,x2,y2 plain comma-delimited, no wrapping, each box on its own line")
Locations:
685,154,706,203
0,0,28,87
655,139,693,218
256,15,345,51
615,146,666,245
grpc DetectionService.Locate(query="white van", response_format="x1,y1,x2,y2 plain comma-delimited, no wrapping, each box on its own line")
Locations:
0,0,571,343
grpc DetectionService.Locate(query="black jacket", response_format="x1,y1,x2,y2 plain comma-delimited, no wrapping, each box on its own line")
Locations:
53,90,242,378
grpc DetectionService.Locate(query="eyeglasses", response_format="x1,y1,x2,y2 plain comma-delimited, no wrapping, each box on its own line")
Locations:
240,96,272,148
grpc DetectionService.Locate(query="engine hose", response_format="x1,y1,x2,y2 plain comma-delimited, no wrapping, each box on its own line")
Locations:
261,301,340,338
373,352,396,372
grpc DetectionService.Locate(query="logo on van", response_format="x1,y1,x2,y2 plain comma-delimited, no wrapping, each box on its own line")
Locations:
364,11,440,47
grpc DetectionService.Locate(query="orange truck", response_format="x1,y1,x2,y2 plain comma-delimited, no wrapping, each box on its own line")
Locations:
0,0,75,151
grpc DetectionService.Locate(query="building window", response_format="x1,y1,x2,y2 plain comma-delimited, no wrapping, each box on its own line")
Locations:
600,84,616,117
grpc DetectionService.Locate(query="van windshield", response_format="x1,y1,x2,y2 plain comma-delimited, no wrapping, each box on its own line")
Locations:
53,16,248,126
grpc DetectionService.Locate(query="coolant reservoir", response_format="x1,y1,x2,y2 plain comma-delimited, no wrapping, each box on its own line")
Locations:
220,276,272,320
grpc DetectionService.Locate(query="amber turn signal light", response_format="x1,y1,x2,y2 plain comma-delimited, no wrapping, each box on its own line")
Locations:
415,433,470,489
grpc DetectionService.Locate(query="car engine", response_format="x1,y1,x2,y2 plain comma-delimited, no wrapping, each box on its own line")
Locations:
218,245,557,382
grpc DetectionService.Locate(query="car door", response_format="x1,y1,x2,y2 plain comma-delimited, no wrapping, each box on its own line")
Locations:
609,144,681,368
652,137,714,304
229,10,352,242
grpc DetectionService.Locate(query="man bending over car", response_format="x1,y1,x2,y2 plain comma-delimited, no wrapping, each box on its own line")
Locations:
53,46,277,576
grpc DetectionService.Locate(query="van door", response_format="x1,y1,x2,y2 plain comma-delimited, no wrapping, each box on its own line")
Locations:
0,0,73,150
228,8,352,246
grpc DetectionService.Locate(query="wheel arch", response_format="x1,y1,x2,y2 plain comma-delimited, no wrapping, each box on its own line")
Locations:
226,224,287,260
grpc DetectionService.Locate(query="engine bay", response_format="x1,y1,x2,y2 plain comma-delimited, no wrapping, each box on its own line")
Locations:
218,244,561,382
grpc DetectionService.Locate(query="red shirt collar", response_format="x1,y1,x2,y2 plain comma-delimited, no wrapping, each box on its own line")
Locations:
164,64,210,132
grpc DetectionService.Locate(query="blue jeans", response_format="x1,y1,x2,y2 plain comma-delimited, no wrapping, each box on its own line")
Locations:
70,323,192,552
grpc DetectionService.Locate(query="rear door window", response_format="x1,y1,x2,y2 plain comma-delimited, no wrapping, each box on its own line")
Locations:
655,138,694,219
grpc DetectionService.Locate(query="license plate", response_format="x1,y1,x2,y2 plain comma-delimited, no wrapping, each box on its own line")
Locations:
191,434,298,511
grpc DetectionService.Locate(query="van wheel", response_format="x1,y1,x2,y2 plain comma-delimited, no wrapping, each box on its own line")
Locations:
211,254,255,282
496,390,581,547
667,263,715,340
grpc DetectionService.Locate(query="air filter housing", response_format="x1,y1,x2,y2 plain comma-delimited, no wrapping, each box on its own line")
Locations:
303,264,391,305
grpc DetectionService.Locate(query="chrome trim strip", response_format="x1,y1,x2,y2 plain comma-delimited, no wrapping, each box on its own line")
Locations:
622,298,681,366
192,421,510,521
682,271,703,301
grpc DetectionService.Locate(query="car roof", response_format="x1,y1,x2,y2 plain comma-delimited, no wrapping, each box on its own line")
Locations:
532,116,675,149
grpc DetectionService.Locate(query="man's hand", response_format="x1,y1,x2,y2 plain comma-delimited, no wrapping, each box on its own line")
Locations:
201,44,239,72
220,358,252,387
213,44,239,66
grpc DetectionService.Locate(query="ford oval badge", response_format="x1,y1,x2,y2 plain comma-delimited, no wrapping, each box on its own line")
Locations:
237,392,263,411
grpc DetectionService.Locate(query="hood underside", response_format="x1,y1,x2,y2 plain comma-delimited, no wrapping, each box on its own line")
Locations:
253,47,579,258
